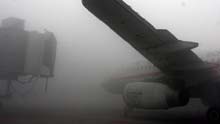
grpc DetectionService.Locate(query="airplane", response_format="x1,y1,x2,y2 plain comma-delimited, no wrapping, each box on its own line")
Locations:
102,52,220,115
82,0,220,122
102,51,220,96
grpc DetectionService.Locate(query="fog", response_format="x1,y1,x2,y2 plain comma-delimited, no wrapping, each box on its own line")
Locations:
0,0,220,110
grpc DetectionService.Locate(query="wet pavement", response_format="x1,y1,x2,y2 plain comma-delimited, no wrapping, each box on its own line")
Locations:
0,100,210,124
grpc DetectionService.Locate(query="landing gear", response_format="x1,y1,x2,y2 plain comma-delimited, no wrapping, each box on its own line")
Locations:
207,107,220,123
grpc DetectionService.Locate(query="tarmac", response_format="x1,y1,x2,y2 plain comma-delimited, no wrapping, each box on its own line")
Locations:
0,99,210,124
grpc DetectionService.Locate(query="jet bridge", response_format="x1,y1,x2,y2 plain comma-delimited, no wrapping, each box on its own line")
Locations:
0,17,57,98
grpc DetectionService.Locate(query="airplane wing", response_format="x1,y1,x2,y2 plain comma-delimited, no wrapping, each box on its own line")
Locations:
82,0,220,87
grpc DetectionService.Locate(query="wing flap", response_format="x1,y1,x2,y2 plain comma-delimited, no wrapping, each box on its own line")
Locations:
157,29,178,41
147,41,199,55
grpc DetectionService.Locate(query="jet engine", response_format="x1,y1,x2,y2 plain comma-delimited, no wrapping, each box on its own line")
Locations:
123,82,189,109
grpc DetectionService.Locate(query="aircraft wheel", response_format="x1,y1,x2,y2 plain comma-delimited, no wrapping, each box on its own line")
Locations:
207,107,220,123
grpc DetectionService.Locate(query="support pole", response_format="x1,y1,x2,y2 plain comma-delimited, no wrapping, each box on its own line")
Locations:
6,80,12,97
45,78,49,93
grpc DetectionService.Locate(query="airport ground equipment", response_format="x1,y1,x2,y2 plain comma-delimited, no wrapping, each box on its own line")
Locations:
0,17,57,100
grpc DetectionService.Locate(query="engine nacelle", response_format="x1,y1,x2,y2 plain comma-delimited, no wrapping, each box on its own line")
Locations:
123,82,189,109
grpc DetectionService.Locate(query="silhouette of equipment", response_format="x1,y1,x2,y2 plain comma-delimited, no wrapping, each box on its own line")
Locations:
0,17,57,98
